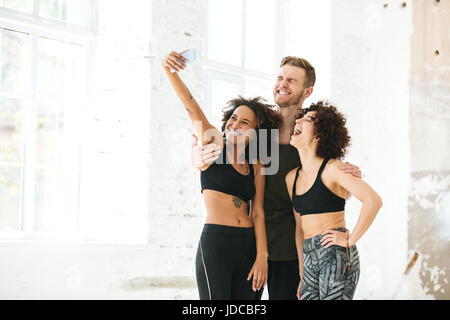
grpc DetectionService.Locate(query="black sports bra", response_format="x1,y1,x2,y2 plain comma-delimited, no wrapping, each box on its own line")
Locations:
292,158,345,215
200,144,255,203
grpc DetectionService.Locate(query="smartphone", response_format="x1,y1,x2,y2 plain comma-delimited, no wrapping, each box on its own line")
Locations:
170,48,196,73
180,48,196,63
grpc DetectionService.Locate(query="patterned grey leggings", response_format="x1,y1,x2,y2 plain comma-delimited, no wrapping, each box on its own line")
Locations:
301,228,360,300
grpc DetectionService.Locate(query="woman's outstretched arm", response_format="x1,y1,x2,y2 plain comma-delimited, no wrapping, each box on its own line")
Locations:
162,51,222,146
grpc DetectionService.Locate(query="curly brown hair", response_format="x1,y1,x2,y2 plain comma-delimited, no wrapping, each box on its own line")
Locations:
220,96,282,163
297,100,351,160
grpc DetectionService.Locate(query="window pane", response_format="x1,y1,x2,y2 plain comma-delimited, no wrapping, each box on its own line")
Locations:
34,36,84,233
1,28,28,95
39,0,83,25
34,108,80,233
0,97,23,162
37,36,84,103
280,0,331,98
1,0,30,12
39,0,59,19
0,165,22,231
35,102,63,165
245,80,274,105
245,0,276,74
63,0,83,24
34,102,64,232
34,166,62,232
207,0,243,66
34,116,80,233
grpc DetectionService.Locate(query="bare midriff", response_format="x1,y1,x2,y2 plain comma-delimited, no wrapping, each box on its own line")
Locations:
202,190,253,227
301,211,346,239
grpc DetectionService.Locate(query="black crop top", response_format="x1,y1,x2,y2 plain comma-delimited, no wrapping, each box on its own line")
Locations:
292,158,345,215
200,144,255,203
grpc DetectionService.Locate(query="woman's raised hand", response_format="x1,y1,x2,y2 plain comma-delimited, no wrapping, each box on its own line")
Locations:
162,51,188,72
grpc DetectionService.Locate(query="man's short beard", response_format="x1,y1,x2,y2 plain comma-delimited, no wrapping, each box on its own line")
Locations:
276,91,304,108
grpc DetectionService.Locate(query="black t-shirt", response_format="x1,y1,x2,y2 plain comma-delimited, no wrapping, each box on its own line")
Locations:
263,143,301,261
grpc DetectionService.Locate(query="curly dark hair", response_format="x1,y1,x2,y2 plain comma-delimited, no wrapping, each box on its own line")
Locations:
220,95,282,163
297,100,351,160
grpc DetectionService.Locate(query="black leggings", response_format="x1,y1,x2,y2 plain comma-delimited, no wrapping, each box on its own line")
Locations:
195,224,257,300
254,259,300,300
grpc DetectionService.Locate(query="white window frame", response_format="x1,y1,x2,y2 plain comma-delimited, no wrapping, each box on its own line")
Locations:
0,0,96,242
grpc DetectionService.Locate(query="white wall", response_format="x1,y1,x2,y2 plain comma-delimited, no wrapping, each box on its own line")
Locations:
406,0,450,300
0,0,447,300
329,0,411,299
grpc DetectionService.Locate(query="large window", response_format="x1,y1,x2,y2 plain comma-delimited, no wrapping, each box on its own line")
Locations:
205,0,278,129
206,0,332,128
0,0,93,240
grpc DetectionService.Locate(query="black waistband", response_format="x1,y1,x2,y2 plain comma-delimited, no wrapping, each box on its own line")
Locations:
201,224,255,237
